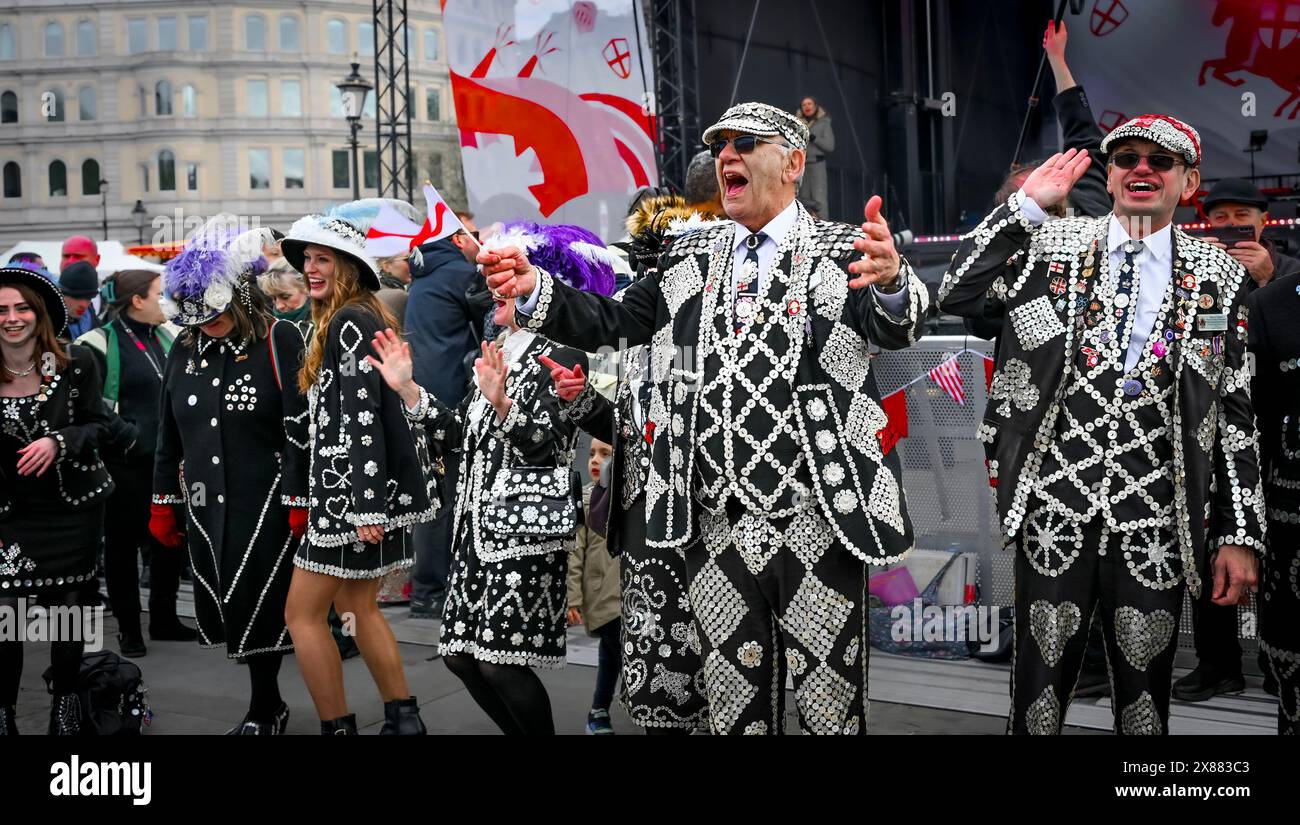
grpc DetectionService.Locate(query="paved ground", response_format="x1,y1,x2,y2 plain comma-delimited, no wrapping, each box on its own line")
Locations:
9,608,1103,735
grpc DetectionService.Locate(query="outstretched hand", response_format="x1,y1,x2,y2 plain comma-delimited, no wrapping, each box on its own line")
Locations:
479,245,538,301
1043,19,1067,60
1019,148,1091,210
366,329,414,393
539,354,586,402
474,340,511,419
848,195,902,290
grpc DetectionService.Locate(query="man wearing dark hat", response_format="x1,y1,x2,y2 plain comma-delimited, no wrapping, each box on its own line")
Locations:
58,260,101,339
942,114,1265,734
480,101,927,735
1202,178,1300,290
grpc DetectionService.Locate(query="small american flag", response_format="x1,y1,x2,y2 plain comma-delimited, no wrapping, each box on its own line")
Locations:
928,355,965,405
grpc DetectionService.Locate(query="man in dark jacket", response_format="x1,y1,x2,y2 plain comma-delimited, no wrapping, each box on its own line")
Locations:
1173,176,1300,702
403,217,483,617
1202,178,1300,289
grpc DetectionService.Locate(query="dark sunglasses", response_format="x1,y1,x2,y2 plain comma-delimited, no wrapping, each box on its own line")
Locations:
708,135,786,158
1110,151,1183,172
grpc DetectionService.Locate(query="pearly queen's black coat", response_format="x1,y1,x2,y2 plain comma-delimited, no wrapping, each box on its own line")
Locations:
299,304,434,571
152,320,309,656
938,193,1267,597
516,202,928,563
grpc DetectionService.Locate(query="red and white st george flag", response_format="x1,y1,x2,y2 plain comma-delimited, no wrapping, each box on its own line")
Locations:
928,355,965,406
363,183,465,258
1066,0,1300,182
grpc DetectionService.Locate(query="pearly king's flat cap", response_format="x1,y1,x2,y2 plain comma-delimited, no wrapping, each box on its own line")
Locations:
702,102,809,151
1101,114,1202,166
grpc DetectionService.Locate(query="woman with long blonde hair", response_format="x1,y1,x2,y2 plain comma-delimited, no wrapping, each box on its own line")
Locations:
280,209,435,735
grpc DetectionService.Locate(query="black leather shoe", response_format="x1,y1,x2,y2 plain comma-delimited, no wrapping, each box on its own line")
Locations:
334,633,361,661
1172,665,1245,702
379,696,427,735
149,619,199,642
118,632,147,658
48,694,82,735
0,706,16,735
227,702,289,735
321,714,358,735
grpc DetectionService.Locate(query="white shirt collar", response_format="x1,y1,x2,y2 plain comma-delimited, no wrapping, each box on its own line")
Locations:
733,199,799,254
1107,215,1172,263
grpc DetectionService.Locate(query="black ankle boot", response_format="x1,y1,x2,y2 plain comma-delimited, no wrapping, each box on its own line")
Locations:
118,632,147,659
320,714,357,735
0,706,16,735
379,696,426,735
227,702,289,735
48,694,81,736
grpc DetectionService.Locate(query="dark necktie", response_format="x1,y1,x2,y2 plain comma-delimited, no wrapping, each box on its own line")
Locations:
735,232,766,334
1114,239,1143,348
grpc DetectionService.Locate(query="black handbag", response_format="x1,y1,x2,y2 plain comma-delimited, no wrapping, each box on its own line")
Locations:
481,466,578,538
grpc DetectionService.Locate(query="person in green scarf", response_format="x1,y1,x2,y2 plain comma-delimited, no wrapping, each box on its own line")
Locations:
257,258,312,336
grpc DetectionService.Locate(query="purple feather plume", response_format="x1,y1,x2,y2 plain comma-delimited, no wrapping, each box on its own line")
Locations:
500,221,615,297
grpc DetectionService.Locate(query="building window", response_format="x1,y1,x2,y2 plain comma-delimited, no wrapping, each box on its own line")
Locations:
280,79,302,117
327,19,347,54
0,23,15,60
400,25,410,54
331,149,350,189
247,79,268,117
158,150,175,191
1,91,16,124
45,89,65,122
158,17,177,51
329,86,343,118
127,18,147,54
76,20,95,57
363,150,378,189
249,149,270,190
186,162,198,191
155,80,172,116
284,148,304,189
82,159,101,195
45,22,64,57
279,16,300,51
3,162,20,198
425,29,439,61
78,86,96,121
49,161,67,197
181,85,196,118
358,21,373,56
188,16,207,51
245,15,266,51
140,164,149,192
426,88,440,121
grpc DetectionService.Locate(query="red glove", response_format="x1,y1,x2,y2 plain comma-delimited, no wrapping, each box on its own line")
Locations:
149,504,183,548
288,507,308,539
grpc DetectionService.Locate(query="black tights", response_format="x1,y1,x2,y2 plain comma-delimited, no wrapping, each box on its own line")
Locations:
443,654,554,735
246,652,284,721
0,589,90,707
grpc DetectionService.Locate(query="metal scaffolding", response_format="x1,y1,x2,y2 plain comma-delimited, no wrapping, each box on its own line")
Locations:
651,0,700,193
373,0,414,202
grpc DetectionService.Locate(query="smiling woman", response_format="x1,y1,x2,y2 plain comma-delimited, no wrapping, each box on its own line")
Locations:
0,266,114,736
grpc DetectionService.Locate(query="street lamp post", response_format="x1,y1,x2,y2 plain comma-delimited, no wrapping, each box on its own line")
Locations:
99,179,109,241
131,199,147,245
335,61,373,200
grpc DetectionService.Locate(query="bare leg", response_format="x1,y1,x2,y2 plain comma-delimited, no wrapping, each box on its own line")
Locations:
285,568,347,720
335,577,410,703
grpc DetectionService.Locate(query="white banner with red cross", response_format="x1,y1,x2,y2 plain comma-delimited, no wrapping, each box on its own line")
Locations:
1064,0,1300,185
442,0,657,242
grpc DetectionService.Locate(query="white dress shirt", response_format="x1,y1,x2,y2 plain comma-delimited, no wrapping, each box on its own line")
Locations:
1021,193,1172,372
